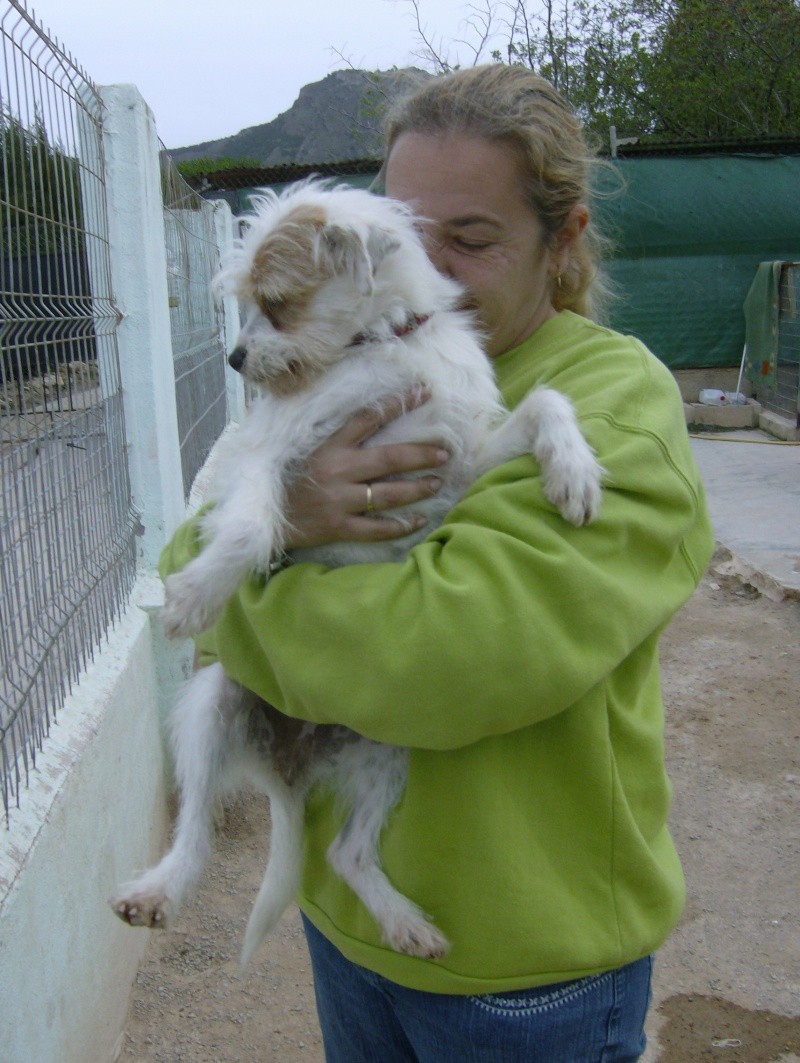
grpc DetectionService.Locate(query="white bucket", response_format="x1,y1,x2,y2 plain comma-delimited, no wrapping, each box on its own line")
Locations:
699,389,747,406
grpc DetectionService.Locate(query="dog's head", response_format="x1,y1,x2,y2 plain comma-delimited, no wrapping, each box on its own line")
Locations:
215,181,409,397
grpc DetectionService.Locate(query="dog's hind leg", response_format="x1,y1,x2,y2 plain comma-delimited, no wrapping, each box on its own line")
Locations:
475,386,604,526
327,745,450,960
240,781,306,968
110,663,240,929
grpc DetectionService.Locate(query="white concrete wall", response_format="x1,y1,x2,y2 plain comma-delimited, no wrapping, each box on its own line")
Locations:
0,578,193,1063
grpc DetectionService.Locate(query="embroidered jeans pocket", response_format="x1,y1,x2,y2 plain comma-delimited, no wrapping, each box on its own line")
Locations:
468,970,614,1017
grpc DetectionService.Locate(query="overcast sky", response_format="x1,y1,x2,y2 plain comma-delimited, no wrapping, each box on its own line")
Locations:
21,0,505,149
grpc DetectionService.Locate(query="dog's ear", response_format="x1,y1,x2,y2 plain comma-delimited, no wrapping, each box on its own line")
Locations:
318,224,399,296
366,227,401,274
318,225,373,295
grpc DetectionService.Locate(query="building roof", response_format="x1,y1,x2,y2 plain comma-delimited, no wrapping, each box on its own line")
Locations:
612,135,800,158
182,156,383,193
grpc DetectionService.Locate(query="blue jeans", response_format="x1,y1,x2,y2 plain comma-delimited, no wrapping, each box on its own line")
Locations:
302,916,652,1062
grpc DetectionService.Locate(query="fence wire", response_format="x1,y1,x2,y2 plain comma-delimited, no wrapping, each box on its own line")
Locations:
161,155,227,499
774,264,800,426
0,1,137,821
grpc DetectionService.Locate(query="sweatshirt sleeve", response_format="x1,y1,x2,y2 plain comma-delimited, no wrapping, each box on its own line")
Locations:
159,395,714,751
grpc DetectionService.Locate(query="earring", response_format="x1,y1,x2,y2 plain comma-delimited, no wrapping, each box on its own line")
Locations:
555,271,563,290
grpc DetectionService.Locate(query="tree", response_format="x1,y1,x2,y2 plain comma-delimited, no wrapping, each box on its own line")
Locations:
403,0,502,72
646,0,800,139
1,108,83,255
397,0,663,140
500,0,662,141
399,0,800,142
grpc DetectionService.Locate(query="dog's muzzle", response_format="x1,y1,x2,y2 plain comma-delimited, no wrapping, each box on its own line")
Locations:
228,347,247,372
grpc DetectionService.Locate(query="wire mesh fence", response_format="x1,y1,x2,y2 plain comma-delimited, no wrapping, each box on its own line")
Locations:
773,264,800,426
0,1,137,820
161,154,228,499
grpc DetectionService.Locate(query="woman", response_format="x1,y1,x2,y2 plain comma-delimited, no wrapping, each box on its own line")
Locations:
162,66,714,1061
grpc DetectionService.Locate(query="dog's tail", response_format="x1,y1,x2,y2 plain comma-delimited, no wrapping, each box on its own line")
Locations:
240,783,306,968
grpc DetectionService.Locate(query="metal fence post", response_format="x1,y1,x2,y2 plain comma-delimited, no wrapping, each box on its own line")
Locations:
97,84,185,568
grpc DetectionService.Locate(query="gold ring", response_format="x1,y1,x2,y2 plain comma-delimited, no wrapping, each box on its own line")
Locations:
365,484,374,513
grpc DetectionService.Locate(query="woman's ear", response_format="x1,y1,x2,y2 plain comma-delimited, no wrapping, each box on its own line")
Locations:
555,204,589,270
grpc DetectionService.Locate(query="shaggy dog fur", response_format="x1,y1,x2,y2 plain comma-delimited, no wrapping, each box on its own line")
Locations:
110,181,603,964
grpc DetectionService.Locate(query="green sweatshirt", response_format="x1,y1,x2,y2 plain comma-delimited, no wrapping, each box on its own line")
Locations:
160,310,714,995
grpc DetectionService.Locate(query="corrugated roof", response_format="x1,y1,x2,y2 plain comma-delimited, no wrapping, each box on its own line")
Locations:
614,135,800,158
182,157,383,193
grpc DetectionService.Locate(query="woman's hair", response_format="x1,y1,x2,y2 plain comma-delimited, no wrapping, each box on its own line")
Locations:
381,64,612,321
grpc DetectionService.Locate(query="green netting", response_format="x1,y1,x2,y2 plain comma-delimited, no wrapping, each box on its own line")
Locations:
595,156,800,368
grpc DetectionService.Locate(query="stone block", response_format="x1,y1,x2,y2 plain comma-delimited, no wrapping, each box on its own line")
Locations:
684,400,759,429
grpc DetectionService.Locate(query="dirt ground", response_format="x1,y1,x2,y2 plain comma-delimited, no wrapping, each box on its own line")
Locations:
119,556,800,1062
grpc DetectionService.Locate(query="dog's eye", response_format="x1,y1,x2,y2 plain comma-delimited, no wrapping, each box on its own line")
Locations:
256,288,313,332
260,297,287,327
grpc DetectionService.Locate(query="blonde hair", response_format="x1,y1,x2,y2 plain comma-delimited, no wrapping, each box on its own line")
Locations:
382,65,612,321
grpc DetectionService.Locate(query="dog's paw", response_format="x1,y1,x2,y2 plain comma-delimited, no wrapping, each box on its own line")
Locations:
542,450,604,526
384,915,450,960
162,571,222,639
109,887,172,929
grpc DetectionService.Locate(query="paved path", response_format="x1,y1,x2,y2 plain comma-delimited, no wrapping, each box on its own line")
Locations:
690,430,800,599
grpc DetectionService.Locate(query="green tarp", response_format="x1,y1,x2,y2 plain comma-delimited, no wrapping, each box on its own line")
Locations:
595,156,800,368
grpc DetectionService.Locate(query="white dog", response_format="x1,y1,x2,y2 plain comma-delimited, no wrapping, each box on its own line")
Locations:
111,180,603,965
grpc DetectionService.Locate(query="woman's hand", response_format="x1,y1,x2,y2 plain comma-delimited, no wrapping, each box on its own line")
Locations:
283,393,449,550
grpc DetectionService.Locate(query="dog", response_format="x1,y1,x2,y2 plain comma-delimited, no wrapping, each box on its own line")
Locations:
110,180,603,965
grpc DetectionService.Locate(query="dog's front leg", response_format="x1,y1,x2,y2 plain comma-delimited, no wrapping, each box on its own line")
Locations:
162,476,285,640
475,387,604,526
162,526,272,639
110,664,241,929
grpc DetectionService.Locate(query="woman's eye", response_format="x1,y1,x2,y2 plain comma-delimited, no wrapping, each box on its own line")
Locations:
453,238,491,252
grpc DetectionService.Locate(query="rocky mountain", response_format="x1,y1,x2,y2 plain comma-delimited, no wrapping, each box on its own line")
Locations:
167,68,432,165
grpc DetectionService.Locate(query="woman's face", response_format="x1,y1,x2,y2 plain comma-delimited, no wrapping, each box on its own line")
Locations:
385,131,571,358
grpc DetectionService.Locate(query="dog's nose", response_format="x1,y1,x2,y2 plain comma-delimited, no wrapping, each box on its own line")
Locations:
228,347,247,372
